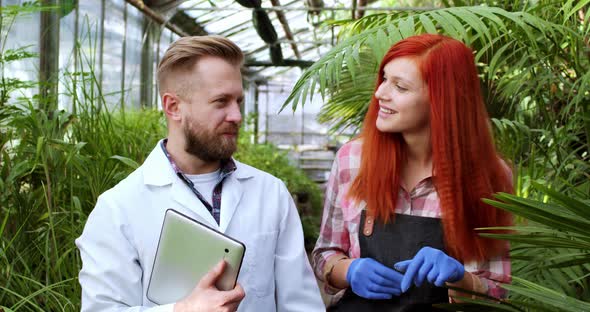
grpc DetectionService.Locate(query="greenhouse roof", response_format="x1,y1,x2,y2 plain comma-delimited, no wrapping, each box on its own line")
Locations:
182,1,326,80
131,0,416,83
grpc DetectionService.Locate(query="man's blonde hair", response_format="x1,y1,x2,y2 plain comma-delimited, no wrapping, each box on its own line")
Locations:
157,35,244,97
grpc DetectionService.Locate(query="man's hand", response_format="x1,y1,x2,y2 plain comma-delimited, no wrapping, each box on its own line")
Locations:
174,260,245,312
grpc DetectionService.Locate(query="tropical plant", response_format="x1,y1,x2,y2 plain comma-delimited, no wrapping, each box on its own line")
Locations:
284,2,588,133
434,182,590,312
282,0,590,310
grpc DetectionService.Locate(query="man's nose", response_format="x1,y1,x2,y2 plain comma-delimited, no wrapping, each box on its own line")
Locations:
226,102,242,123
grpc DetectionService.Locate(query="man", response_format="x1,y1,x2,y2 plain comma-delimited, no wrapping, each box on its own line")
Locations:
76,35,325,312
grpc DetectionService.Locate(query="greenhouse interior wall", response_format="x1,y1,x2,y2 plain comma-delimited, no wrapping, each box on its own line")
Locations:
3,1,590,311
2,0,350,186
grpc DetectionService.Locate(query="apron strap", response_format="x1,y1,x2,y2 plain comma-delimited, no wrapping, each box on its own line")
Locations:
362,209,375,237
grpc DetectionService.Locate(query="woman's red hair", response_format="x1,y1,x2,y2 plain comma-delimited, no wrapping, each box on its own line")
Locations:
348,34,513,262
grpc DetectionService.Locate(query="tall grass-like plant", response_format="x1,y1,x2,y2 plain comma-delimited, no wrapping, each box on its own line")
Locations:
1,3,176,310
1,89,166,310
1,106,323,310
1,108,323,311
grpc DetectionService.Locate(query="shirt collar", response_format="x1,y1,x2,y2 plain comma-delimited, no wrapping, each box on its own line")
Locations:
407,176,435,198
142,140,253,186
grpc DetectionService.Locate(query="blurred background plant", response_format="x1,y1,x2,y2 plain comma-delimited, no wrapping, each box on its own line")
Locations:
235,128,323,249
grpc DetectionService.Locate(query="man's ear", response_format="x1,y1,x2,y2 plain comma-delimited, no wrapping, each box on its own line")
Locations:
162,92,182,121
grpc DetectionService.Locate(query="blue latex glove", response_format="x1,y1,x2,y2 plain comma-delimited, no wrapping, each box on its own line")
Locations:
346,258,403,299
394,247,464,292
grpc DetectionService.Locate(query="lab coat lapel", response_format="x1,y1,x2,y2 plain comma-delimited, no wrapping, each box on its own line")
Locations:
170,179,219,228
219,174,243,233
143,142,247,230
143,140,218,228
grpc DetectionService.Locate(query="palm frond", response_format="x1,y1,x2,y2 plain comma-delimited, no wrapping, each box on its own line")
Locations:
281,6,572,116
502,276,590,312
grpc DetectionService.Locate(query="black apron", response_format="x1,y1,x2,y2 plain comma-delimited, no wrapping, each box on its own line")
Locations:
329,212,448,312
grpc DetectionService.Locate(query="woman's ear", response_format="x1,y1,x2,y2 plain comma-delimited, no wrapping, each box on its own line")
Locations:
161,93,182,121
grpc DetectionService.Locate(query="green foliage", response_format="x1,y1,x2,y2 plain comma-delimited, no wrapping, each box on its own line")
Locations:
0,102,321,311
0,99,166,310
283,0,590,310
282,6,572,115
492,115,589,199
315,49,375,135
0,6,321,309
0,4,322,310
454,183,590,311
282,3,589,157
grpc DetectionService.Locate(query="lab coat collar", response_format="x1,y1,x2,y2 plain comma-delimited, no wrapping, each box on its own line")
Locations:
142,140,254,231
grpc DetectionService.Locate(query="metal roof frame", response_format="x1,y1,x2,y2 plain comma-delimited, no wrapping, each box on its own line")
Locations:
127,0,436,82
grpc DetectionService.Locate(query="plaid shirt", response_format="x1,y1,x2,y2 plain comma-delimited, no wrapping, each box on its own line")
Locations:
312,139,511,298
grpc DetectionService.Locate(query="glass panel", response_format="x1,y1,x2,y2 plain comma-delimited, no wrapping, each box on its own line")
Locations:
77,0,103,111
101,0,125,110
59,3,77,111
2,1,40,103
124,2,143,109
154,28,174,110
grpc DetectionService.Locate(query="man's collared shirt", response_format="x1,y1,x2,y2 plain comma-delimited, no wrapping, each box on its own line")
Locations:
160,139,236,224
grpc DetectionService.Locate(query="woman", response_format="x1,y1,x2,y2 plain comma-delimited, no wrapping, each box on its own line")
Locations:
312,34,513,311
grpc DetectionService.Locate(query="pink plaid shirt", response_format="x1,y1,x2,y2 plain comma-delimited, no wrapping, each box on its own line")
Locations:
312,139,511,299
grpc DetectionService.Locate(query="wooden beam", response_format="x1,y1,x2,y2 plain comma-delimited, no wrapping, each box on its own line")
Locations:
125,0,190,37
39,0,60,112
269,0,301,59
140,19,156,108
246,59,314,67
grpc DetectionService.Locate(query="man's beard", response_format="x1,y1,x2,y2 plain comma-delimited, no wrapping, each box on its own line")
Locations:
183,120,239,163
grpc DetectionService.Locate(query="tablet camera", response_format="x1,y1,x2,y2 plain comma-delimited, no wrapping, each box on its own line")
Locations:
225,248,229,253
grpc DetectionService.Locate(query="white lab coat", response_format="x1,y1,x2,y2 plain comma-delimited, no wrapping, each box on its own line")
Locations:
75,141,325,312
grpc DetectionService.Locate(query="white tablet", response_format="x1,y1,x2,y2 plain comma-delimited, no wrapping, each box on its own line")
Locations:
147,209,245,305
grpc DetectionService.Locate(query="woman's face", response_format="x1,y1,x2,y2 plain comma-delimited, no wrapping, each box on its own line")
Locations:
374,57,430,135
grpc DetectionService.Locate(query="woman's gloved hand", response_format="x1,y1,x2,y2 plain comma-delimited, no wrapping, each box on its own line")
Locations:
346,258,403,299
394,246,464,292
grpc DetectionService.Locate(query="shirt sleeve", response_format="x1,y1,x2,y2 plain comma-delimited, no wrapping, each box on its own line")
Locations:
76,195,173,312
472,157,513,298
468,244,511,299
462,158,513,299
460,157,512,299
311,151,351,294
274,182,325,312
